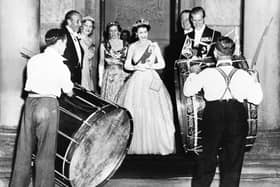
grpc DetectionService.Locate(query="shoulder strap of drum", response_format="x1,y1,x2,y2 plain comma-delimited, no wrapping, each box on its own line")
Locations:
205,29,216,57
180,35,192,59
211,29,215,42
216,67,238,100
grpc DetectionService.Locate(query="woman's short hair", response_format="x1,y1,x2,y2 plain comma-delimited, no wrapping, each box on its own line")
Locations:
45,28,66,46
105,21,122,40
81,16,95,36
106,21,122,32
132,18,151,31
82,16,95,26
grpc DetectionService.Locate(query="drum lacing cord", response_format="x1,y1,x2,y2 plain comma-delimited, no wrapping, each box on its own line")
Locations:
185,113,203,121
185,103,203,155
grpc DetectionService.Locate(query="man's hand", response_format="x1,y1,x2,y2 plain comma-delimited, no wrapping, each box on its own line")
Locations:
66,90,74,97
249,70,260,83
190,64,201,74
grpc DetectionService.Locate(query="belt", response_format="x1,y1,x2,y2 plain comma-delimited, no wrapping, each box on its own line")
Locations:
207,99,239,104
105,63,123,68
28,92,57,98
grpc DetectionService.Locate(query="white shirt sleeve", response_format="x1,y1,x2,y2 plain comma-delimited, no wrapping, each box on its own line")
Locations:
61,65,74,94
183,72,203,97
24,56,40,92
245,74,263,105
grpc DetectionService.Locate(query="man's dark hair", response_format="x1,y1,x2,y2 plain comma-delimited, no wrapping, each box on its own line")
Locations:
176,9,192,33
120,29,130,40
45,28,66,46
61,10,81,28
190,6,206,18
215,36,235,56
179,9,191,19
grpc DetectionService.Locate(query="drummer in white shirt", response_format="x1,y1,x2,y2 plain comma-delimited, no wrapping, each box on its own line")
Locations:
10,28,73,187
183,36,263,187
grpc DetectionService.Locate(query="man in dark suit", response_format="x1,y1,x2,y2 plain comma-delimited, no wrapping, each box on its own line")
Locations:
187,6,221,59
172,9,194,60
61,10,84,84
163,9,194,153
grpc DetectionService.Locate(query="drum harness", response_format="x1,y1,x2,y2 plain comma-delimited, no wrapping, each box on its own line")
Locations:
190,67,238,155
215,67,238,101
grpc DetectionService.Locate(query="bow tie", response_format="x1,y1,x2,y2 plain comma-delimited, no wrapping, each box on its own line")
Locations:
73,37,80,42
72,32,81,40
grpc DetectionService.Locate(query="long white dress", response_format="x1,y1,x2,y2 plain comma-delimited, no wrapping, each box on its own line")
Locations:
116,41,175,155
80,36,95,90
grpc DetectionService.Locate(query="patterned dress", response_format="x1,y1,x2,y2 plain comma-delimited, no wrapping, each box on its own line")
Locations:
100,41,129,101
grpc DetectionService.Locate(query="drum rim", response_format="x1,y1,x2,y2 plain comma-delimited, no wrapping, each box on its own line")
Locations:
174,61,190,153
97,107,133,187
68,107,134,187
55,87,134,186
174,59,258,154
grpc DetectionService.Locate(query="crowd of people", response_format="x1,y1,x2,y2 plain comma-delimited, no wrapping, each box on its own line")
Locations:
10,6,263,187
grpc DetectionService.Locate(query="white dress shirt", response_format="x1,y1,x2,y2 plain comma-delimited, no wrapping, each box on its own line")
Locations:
66,26,82,64
184,28,193,35
183,64,263,105
25,47,74,97
194,24,206,47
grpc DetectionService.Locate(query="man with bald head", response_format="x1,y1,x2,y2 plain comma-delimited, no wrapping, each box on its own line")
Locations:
62,10,84,84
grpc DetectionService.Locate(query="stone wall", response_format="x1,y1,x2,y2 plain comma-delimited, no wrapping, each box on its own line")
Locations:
244,0,280,130
104,0,170,49
181,0,242,55
0,0,40,128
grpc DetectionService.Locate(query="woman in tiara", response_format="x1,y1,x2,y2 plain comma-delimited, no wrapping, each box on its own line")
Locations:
115,19,175,155
80,16,96,90
98,21,129,102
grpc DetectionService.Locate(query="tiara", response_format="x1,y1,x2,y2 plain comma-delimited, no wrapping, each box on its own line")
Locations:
132,18,150,28
107,21,120,27
82,16,95,23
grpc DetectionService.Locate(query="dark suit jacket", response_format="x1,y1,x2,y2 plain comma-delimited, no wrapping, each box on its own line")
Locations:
172,31,188,60
188,26,221,59
62,28,84,84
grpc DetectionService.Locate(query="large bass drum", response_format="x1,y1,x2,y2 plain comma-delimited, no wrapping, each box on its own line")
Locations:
174,58,214,155
55,85,133,187
232,55,258,151
174,57,258,154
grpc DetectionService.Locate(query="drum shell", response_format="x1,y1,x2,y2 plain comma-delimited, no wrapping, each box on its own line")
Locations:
244,102,258,152
232,56,258,151
174,59,205,154
55,87,133,187
174,58,258,154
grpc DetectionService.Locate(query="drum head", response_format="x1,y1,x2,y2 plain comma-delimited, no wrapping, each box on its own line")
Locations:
69,108,132,187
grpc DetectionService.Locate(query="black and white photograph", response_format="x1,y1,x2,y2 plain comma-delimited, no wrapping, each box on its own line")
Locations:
0,0,279,187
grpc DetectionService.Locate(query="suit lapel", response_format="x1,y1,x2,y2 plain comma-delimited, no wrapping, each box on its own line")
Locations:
77,39,84,68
